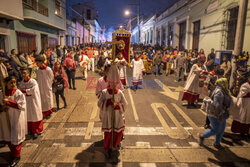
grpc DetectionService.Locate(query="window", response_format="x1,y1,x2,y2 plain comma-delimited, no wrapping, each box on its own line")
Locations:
16,31,36,53
179,22,186,51
0,35,6,51
168,25,173,47
87,9,91,20
150,30,153,43
55,0,62,17
227,7,238,50
162,26,166,46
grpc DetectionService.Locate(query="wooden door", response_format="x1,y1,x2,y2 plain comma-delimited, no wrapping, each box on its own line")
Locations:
192,20,200,51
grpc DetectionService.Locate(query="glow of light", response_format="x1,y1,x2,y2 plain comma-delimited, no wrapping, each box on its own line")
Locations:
124,10,130,16
119,25,123,29
55,10,58,15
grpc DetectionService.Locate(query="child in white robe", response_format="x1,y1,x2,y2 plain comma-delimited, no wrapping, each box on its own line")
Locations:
0,76,27,167
79,52,89,80
130,54,145,90
116,54,127,87
35,56,54,119
19,68,43,139
98,87,127,159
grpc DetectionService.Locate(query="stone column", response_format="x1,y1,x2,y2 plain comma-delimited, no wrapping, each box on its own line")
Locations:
166,22,169,47
185,16,190,50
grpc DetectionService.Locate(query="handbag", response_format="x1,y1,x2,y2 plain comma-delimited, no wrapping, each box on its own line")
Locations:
52,82,64,93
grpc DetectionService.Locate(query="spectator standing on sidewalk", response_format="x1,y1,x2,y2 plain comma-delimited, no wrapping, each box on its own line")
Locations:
53,61,68,110
175,51,186,82
63,53,76,90
206,48,216,72
153,50,163,76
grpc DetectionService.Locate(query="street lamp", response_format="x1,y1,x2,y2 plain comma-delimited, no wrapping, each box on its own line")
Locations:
120,25,123,29
124,10,130,16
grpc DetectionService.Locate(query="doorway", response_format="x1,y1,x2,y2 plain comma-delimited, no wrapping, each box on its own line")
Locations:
192,20,200,51
41,34,48,51
179,22,186,51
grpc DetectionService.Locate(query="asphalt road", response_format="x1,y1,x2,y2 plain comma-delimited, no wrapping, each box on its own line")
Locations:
0,68,249,167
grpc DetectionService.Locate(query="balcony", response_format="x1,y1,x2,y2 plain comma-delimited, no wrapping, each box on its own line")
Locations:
23,0,48,17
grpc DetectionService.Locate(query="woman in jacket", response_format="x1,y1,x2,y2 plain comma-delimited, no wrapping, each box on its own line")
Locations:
63,53,76,90
220,55,231,81
53,61,68,110
199,78,231,149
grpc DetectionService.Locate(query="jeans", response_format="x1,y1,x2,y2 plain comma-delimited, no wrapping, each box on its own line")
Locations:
203,115,228,143
176,67,185,81
55,89,66,108
155,64,161,75
66,70,76,88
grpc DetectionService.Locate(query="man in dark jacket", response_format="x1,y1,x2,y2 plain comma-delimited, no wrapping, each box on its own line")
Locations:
175,51,186,82
153,50,163,75
206,48,216,72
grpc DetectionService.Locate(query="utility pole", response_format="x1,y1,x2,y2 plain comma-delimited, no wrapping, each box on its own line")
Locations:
230,0,248,87
137,0,140,44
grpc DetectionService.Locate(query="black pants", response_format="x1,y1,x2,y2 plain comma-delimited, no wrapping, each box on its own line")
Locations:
55,89,66,108
205,115,210,125
66,70,76,88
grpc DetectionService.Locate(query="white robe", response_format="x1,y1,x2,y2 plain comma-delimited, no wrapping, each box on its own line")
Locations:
184,64,202,95
19,78,43,122
95,77,124,99
35,67,54,112
98,89,127,132
232,82,250,124
116,58,127,80
0,89,27,145
131,59,145,82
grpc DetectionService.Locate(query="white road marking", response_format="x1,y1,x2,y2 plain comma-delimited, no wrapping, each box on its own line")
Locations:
154,79,180,100
172,103,199,129
188,142,200,148
85,103,98,139
64,126,207,136
128,88,139,122
151,103,190,139
140,163,157,167
136,142,151,148
171,163,189,167
52,143,66,147
164,142,177,147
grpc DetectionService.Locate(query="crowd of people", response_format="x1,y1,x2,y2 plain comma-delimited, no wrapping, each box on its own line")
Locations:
0,42,249,165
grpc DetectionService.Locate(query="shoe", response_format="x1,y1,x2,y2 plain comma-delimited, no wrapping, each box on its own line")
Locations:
73,87,76,90
69,87,72,89
8,157,20,167
64,105,67,109
55,107,59,112
33,133,38,139
213,143,224,150
204,124,211,129
198,133,204,146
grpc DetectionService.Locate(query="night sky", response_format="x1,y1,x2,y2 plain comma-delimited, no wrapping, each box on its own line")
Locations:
67,0,178,28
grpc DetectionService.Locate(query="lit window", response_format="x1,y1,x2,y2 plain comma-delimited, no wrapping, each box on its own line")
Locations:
55,0,62,17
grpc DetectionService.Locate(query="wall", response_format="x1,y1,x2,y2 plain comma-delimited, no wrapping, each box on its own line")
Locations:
0,0,23,20
23,0,66,31
10,19,59,52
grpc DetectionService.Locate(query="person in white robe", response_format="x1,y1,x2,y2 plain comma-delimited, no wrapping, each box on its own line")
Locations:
116,54,127,87
98,87,127,157
96,64,124,99
182,58,205,106
19,68,43,139
35,56,54,119
130,54,145,90
79,52,89,80
231,71,250,135
0,76,27,166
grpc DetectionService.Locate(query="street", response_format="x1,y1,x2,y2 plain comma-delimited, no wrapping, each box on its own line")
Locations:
0,69,249,167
